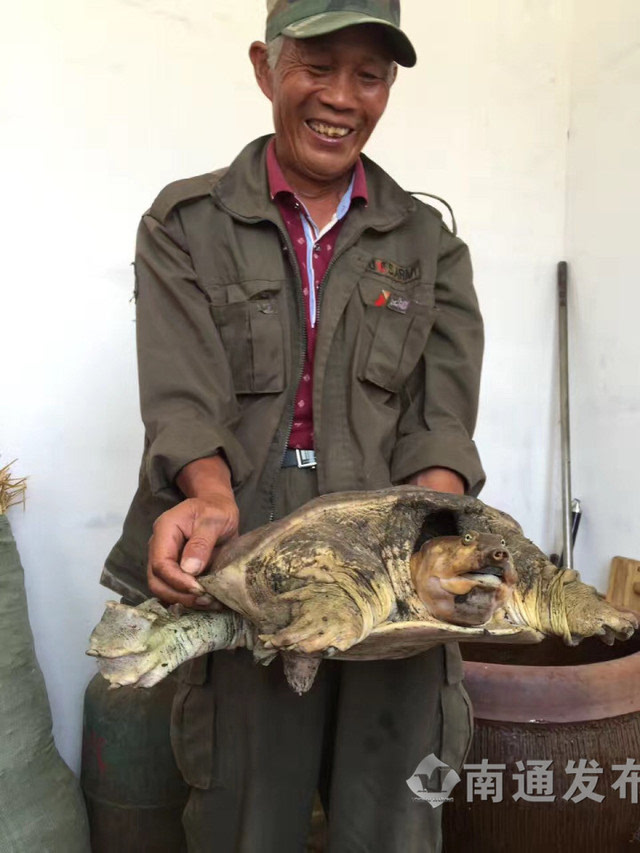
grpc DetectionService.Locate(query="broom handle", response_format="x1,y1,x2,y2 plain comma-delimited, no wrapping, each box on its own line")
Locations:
558,261,574,571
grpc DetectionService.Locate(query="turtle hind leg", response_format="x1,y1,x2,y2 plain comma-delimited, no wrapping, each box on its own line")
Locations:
281,652,322,695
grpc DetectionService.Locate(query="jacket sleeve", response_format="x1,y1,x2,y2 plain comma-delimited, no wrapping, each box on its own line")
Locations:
135,208,253,498
390,226,486,495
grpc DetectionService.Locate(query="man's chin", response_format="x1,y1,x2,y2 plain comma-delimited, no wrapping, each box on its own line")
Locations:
299,150,360,184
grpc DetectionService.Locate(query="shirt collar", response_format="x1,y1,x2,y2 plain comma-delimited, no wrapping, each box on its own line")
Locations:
266,138,368,206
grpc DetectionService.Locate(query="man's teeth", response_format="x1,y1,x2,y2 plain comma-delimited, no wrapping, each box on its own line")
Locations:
307,120,350,139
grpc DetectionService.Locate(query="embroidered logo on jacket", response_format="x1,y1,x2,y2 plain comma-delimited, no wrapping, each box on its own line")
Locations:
367,258,420,284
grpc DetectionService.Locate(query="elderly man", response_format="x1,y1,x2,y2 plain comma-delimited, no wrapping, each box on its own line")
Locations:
103,1,484,850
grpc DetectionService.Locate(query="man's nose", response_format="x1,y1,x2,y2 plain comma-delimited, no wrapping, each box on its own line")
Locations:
319,70,358,111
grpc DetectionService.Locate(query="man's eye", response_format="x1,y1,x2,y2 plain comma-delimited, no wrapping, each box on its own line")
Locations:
309,65,331,74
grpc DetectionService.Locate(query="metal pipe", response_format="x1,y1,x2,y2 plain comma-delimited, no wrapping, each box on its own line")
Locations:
557,261,573,570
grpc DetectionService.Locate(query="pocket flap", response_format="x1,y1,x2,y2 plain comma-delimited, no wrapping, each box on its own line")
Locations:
444,642,465,685
205,279,284,305
170,681,216,790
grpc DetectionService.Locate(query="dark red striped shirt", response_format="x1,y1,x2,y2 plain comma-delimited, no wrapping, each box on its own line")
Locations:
266,140,368,450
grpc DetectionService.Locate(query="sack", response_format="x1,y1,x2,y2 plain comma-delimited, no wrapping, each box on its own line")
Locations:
0,514,90,853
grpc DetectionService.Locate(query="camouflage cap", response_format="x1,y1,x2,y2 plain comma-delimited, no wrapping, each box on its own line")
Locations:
266,0,417,67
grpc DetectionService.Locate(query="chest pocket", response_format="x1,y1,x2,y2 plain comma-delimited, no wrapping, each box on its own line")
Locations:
209,280,285,395
357,277,436,393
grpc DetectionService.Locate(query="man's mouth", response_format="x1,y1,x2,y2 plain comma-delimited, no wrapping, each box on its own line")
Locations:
306,119,353,139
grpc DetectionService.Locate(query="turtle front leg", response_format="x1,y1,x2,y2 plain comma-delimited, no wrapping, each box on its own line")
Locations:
562,579,638,645
87,599,249,688
259,585,367,655
518,570,639,645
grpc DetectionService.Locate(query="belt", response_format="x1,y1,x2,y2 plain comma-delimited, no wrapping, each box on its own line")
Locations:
282,449,317,469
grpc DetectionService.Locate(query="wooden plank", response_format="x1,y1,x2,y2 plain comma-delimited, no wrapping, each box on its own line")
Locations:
607,557,640,611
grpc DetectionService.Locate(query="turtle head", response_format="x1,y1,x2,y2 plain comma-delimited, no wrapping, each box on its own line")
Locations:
410,532,517,627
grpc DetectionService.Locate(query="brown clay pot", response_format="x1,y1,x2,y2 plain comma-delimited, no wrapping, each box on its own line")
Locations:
442,633,640,853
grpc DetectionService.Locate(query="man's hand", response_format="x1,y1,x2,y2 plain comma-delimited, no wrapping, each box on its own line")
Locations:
408,467,466,495
147,456,239,608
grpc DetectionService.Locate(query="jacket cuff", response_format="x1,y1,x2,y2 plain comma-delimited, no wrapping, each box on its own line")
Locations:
390,432,486,497
147,424,254,498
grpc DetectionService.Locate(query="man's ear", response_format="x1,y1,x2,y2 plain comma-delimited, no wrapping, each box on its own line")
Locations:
249,41,274,102
389,63,398,86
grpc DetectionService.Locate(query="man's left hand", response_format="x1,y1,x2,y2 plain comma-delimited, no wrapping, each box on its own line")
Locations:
408,467,466,495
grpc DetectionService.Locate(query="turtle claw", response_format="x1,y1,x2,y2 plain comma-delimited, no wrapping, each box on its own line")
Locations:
564,586,639,645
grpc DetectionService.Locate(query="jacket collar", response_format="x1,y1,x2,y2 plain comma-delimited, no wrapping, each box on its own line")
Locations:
212,135,415,233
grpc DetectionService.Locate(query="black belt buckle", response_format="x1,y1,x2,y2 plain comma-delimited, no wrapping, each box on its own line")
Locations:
296,449,317,469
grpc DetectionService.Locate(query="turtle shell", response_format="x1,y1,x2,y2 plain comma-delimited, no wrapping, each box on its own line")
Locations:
88,487,638,694
202,486,546,658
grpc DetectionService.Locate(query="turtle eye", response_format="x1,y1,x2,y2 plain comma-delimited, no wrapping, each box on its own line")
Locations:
500,538,506,548
463,533,474,545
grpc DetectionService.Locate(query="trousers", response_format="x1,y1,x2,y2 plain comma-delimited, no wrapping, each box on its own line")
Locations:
171,469,473,852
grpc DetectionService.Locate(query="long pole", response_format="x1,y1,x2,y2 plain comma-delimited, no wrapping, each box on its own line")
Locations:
557,261,573,570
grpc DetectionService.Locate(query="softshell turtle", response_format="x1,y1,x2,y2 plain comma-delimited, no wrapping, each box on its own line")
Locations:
89,487,638,694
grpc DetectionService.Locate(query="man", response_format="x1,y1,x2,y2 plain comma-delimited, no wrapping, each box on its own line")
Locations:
103,1,485,850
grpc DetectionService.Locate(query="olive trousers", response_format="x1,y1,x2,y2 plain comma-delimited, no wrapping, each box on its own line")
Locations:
171,469,472,853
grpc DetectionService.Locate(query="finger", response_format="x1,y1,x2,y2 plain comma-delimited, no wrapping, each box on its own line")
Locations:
192,597,226,613
148,557,206,596
150,511,190,568
180,517,222,576
147,574,206,608
147,515,201,595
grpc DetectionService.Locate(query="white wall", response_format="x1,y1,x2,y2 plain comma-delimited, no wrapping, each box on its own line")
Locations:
565,0,640,591
4,0,630,775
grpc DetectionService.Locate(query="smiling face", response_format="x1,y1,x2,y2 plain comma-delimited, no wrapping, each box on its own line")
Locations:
410,532,518,627
250,26,395,194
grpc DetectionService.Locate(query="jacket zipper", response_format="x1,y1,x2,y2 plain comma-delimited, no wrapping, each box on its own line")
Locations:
215,198,410,523
267,208,407,519
268,229,356,520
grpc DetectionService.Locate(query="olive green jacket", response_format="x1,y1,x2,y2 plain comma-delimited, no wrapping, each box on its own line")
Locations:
102,135,485,603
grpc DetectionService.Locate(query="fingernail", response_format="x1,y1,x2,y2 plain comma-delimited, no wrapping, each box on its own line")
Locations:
195,595,213,606
182,558,203,575
190,582,205,595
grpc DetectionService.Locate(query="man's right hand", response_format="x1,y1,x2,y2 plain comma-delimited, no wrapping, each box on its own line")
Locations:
147,456,240,609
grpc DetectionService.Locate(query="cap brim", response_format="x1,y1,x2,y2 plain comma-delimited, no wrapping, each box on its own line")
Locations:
281,12,417,68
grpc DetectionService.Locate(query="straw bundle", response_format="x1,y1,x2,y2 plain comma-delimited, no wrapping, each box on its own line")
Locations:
0,461,27,514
